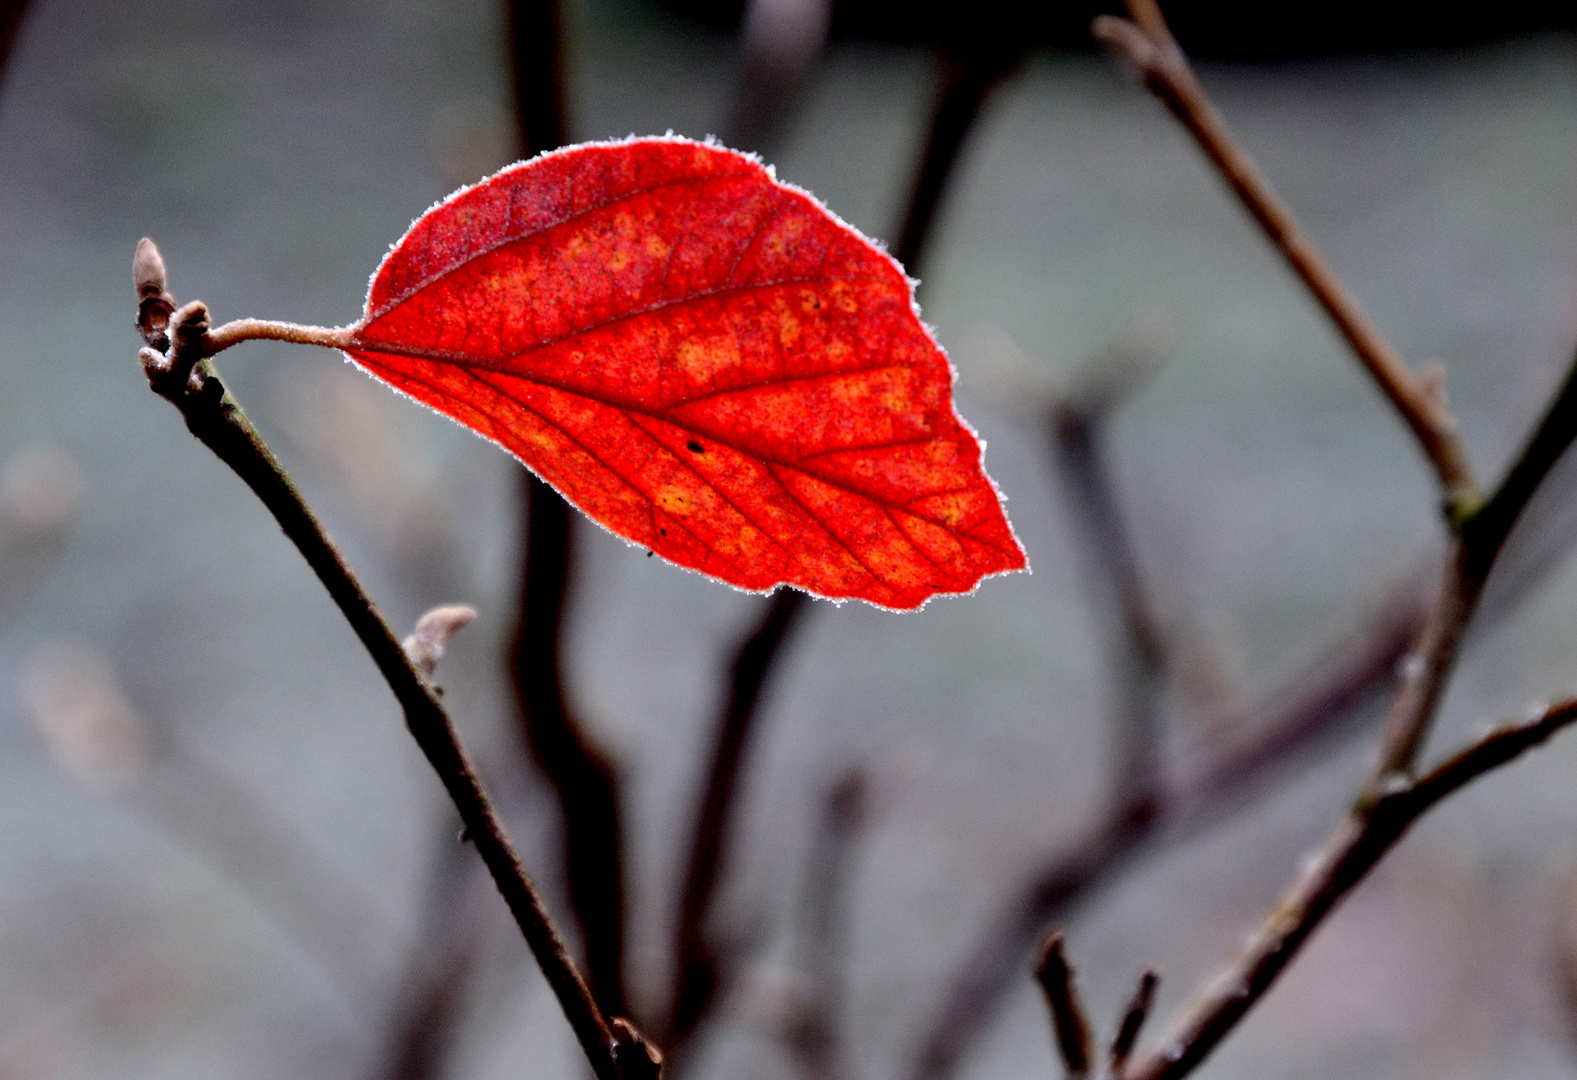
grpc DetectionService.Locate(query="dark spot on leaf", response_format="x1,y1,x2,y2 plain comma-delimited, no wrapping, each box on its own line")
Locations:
687,440,704,453
660,528,667,536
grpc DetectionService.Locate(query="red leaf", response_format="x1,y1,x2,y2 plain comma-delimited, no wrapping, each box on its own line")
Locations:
347,137,1026,610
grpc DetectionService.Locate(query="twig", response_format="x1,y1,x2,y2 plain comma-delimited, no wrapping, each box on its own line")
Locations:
907,563,1428,1080
719,0,832,158
779,768,869,1080
1034,932,1093,1079
1370,343,1577,781
1123,695,1577,1080
893,37,1026,276
1050,358,1169,819
136,251,621,1080
1107,970,1158,1076
668,588,809,1045
1090,3,1478,512
513,477,630,1017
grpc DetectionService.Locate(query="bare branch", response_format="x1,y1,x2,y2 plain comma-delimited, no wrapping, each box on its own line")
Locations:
669,588,808,1046
1034,932,1093,1079
1108,970,1158,1076
906,564,1427,1080
139,281,620,1080
779,768,870,1080
1124,695,1577,1080
513,475,630,1018
1090,5,1478,511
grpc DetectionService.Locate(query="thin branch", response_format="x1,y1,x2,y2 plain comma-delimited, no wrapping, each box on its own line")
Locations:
893,38,1025,276
779,768,869,1080
1107,970,1158,1076
668,587,808,1046
1090,5,1478,511
1050,360,1169,819
1123,695,1577,1080
512,476,630,1017
1034,931,1093,1079
137,271,619,1080
907,564,1427,1080
1371,343,1577,779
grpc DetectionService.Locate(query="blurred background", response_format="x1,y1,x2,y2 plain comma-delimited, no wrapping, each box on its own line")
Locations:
2,1,1577,1079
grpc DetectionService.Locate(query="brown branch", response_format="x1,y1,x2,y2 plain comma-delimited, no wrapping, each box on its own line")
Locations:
512,477,630,1018
779,768,870,1080
136,252,620,1080
907,563,1427,1080
1090,5,1478,512
1123,695,1577,1080
1050,361,1169,820
668,587,808,1046
1108,970,1158,1076
893,38,1026,276
1034,932,1093,1079
1114,342,1577,1080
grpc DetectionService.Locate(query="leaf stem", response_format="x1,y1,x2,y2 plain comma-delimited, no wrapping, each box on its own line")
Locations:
205,317,357,354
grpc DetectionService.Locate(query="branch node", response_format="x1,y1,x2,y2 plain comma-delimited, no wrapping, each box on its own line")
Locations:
611,1017,664,1080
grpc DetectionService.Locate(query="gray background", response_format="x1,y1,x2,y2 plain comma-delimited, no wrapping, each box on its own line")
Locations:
0,1,1575,1079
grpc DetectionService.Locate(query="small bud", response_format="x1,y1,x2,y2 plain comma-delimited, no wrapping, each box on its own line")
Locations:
403,604,478,678
134,238,177,349
133,238,167,300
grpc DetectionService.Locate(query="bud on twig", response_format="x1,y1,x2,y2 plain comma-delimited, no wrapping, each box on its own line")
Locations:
403,604,478,678
134,238,177,350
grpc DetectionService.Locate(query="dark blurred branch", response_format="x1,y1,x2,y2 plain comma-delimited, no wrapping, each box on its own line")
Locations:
1050,340,1170,821
667,17,1021,1045
510,0,568,161
1107,970,1158,1077
778,768,869,1080
1034,932,1093,1079
506,0,631,1021
0,0,29,92
893,38,1025,276
1124,694,1577,1080
512,479,629,1018
907,559,1430,1080
719,0,832,158
1091,1,1478,513
668,588,808,1046
138,264,620,1079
